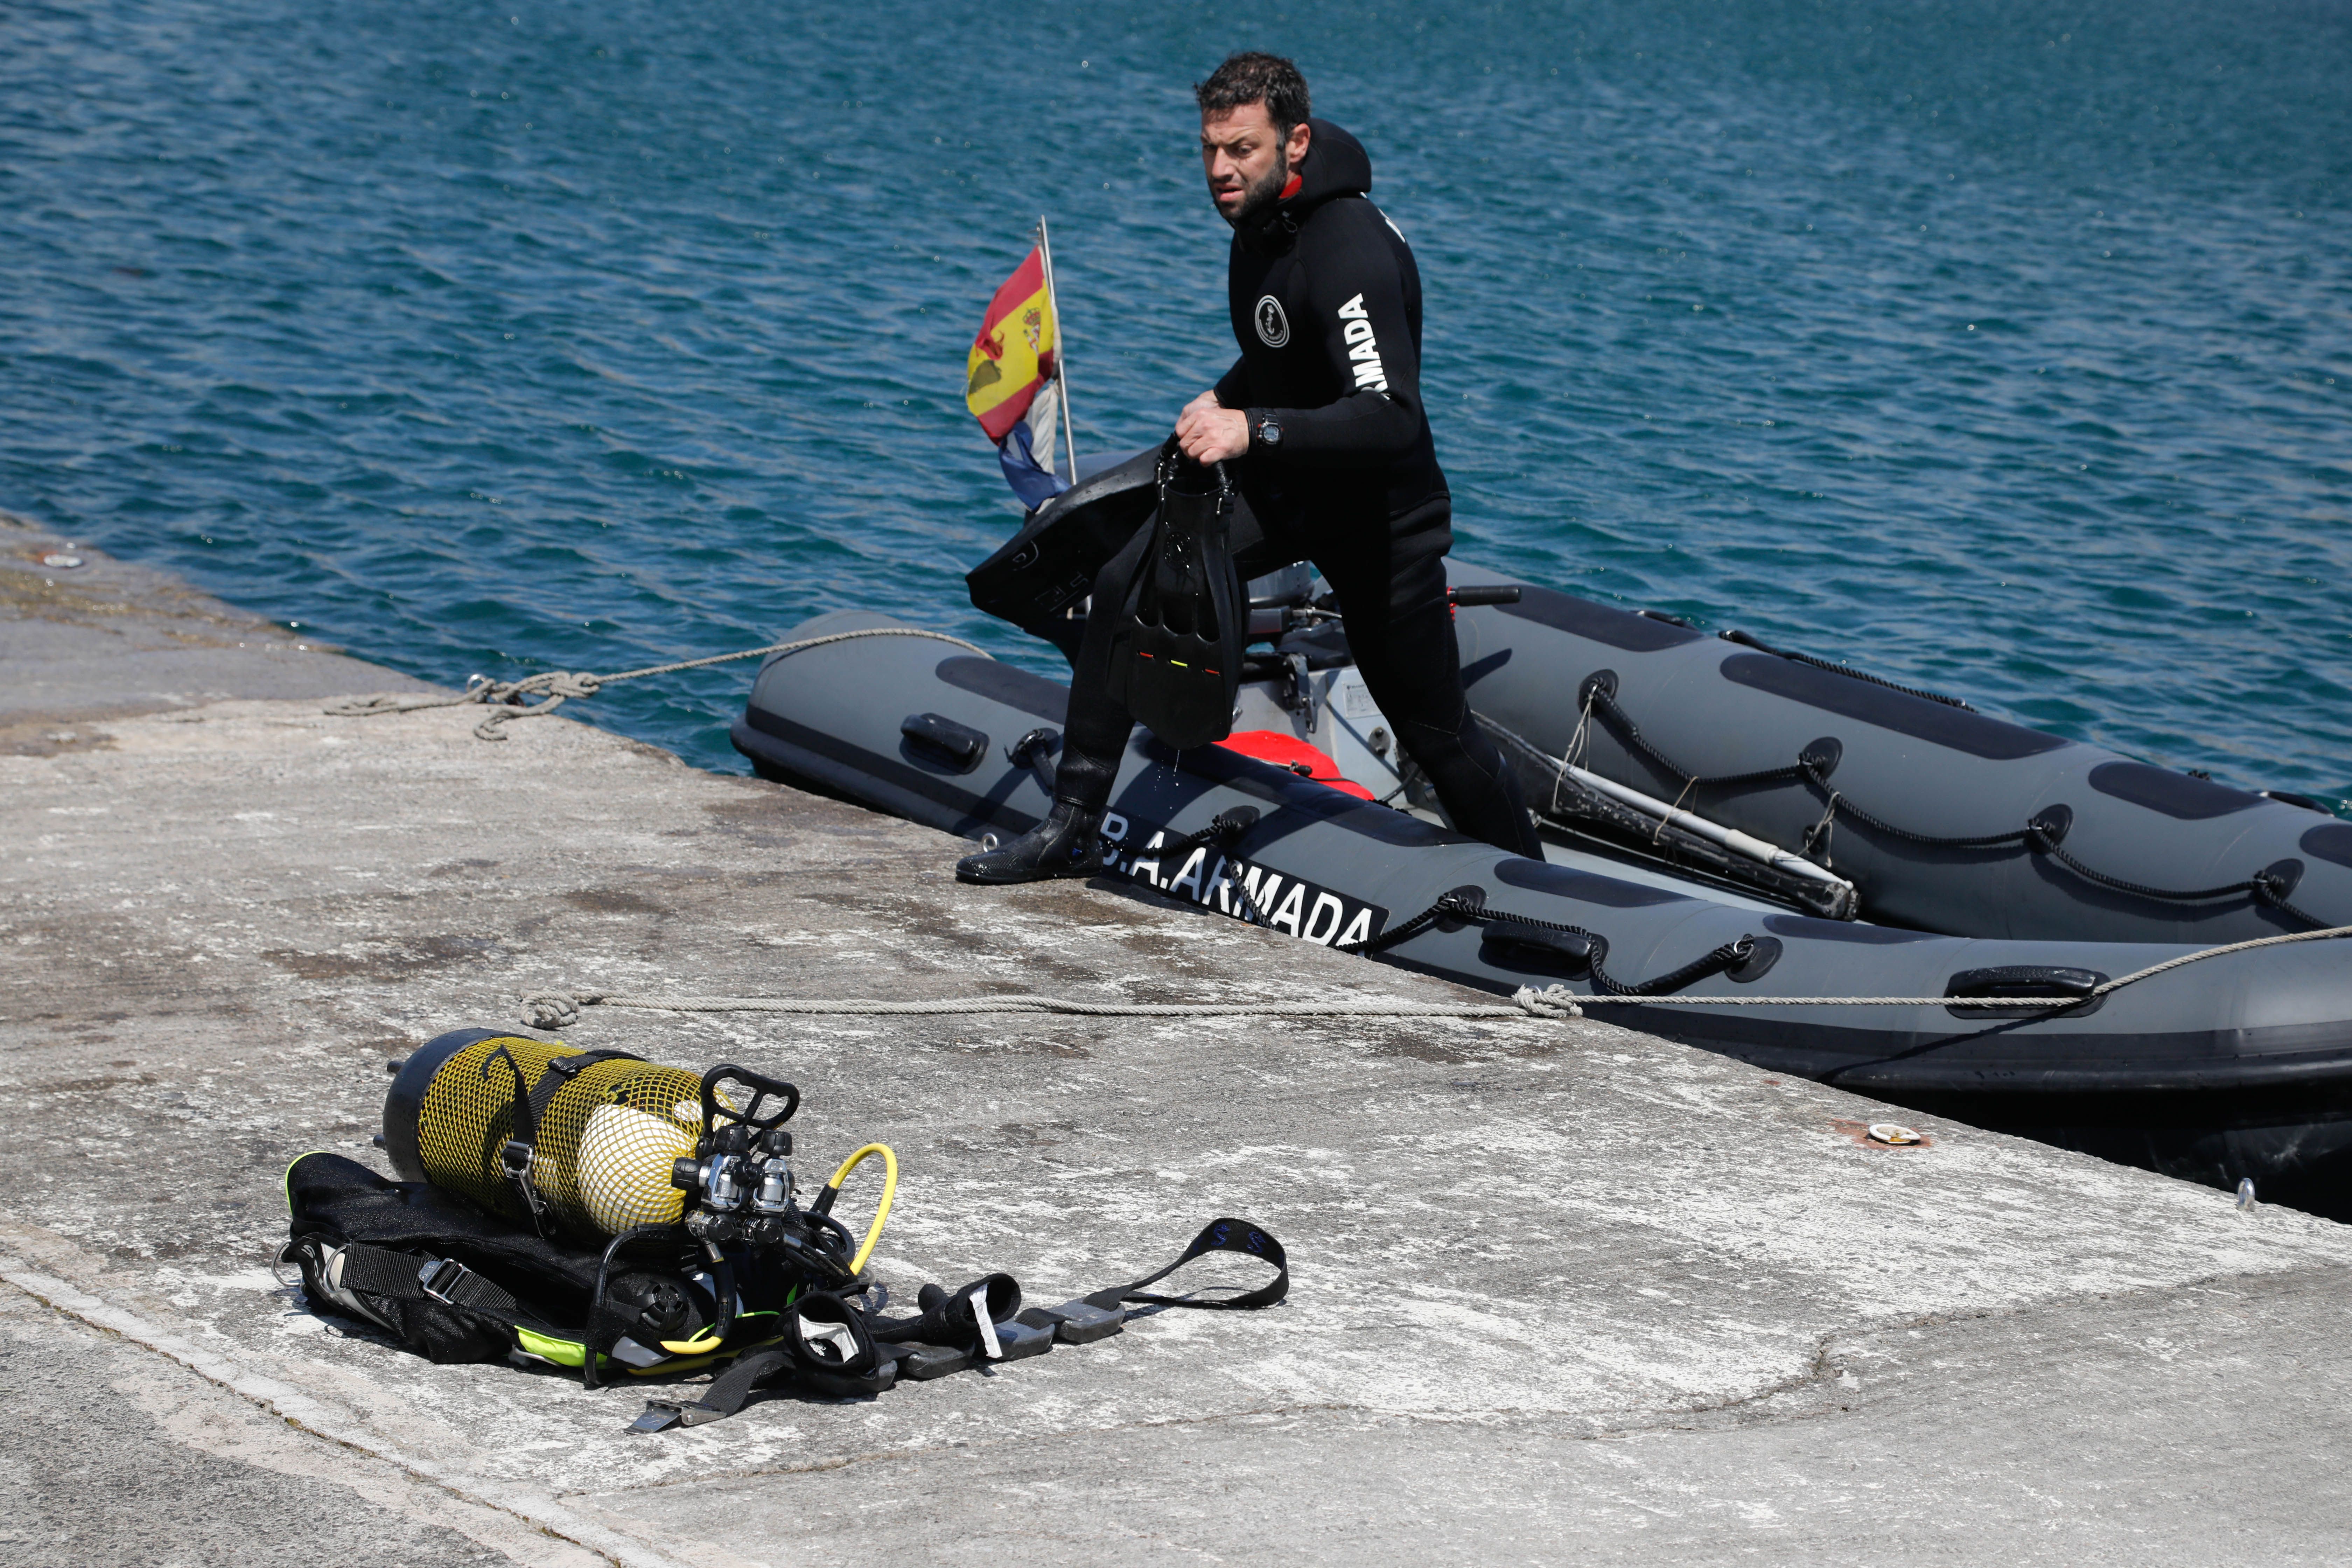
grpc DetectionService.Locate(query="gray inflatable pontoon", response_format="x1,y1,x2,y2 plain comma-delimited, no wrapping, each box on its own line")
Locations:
734,488,2352,1216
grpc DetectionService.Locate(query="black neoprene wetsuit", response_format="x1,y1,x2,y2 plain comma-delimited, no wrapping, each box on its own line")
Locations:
1055,120,1539,858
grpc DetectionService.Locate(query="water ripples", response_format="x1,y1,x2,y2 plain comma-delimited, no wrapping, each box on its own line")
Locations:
0,0,2344,797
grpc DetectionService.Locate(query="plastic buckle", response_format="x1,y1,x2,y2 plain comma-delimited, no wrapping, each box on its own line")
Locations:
625,1397,730,1433
415,1258,470,1306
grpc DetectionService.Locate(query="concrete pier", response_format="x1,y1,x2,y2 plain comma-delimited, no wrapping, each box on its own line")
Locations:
5,508,2348,1566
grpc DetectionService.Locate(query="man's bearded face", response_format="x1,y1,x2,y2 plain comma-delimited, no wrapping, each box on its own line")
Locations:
1229,148,1292,227
1201,103,1304,228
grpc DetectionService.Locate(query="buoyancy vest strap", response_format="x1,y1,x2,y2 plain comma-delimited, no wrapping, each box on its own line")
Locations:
488,1046,644,1236
630,1345,792,1434
526,1048,642,1130
481,1043,540,1218
336,1242,546,1329
1085,1217,1289,1313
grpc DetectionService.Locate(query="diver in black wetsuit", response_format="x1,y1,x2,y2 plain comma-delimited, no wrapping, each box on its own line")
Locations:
960,51,1540,883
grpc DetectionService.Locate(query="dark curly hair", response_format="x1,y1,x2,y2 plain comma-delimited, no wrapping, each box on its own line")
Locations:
1194,52,1310,134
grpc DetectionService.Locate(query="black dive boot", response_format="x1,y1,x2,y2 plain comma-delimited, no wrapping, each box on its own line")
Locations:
955,800,1107,884
957,750,1116,884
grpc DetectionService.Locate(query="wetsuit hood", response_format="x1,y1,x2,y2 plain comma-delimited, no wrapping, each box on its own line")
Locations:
1240,119,1372,251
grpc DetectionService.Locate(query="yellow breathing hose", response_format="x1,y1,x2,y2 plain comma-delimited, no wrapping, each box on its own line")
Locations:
821,1143,898,1276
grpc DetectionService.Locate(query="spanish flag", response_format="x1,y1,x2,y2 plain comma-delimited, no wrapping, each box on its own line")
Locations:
966,243,1070,509
966,246,1057,441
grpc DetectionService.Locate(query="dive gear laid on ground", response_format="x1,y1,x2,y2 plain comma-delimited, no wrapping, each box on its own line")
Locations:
732,596,2352,1218
284,1028,1289,1431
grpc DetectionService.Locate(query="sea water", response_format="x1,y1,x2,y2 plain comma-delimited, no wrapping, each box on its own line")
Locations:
3,0,2346,798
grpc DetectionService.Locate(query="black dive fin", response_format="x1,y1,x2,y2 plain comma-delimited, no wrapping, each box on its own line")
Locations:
868,1273,1023,1351
1107,446,1244,750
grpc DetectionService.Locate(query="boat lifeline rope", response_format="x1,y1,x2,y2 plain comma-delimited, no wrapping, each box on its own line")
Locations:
1130,808,1279,927
324,626,988,741
519,988,1595,1030
1366,890,2352,1006
517,920,2352,1029
1328,891,1752,999
1562,672,2332,929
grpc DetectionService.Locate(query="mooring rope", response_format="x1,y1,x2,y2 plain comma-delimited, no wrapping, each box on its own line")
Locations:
517,922,2352,1031
326,626,988,740
519,988,1594,1030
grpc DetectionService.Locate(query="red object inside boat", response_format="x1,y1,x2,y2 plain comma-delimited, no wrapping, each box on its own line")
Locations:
1213,730,1375,799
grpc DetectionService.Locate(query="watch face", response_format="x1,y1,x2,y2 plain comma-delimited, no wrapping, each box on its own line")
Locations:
1260,420,1282,447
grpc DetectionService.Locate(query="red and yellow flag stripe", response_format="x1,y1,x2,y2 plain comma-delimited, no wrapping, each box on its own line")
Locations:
965,247,1058,442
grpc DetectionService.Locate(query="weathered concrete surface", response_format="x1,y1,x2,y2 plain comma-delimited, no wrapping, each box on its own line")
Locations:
3,523,2350,1565
0,1283,530,1568
0,509,434,751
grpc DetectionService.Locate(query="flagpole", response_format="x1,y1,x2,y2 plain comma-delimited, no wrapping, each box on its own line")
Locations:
1036,217,1080,485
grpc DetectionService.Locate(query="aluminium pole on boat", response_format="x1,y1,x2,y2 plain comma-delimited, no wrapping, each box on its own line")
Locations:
1035,217,1080,485
1559,758,1855,899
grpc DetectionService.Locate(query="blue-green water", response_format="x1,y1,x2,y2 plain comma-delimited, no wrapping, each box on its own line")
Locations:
5,0,2348,798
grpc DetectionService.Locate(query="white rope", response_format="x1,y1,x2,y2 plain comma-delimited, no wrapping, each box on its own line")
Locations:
327,626,988,740
2062,920,2352,997
520,987,1594,1030
1554,685,1596,817
517,923,2352,1030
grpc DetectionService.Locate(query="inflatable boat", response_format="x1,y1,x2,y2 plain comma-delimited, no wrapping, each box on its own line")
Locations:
734,459,2352,1217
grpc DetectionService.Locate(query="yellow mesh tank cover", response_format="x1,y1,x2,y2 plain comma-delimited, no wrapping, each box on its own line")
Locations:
576,1101,696,1232
409,1034,708,1238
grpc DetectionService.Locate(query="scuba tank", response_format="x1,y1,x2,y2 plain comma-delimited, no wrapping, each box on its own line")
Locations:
1106,444,1246,749
380,1029,712,1239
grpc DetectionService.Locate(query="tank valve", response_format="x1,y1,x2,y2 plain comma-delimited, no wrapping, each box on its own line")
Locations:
751,1156,795,1216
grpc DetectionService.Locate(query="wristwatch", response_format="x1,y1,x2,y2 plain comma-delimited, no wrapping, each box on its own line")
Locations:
1254,417,1283,450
